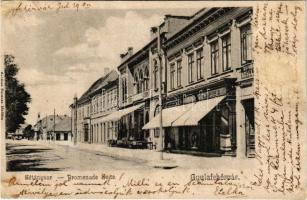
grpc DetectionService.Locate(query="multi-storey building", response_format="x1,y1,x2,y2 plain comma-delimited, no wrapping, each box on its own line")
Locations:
70,7,254,158
115,15,193,149
70,70,119,144
143,7,254,158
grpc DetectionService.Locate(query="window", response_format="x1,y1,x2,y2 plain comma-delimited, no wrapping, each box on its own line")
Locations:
153,60,158,90
196,48,204,80
121,78,126,103
241,24,252,64
211,40,219,75
134,73,139,94
177,60,182,87
144,66,149,91
103,95,105,110
188,53,194,83
170,63,175,90
222,34,231,71
139,70,143,93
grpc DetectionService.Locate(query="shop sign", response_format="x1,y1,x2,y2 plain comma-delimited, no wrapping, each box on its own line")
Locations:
198,88,227,101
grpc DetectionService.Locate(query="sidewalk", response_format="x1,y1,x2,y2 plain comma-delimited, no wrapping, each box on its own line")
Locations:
60,141,256,170
8,139,255,169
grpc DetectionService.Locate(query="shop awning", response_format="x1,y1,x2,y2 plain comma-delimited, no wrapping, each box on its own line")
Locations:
142,104,193,129
101,103,144,122
172,95,226,126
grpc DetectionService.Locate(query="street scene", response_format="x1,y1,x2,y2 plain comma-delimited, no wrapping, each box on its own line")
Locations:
6,140,151,171
4,6,254,171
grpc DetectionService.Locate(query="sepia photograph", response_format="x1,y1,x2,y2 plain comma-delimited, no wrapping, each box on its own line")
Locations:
1,1,305,199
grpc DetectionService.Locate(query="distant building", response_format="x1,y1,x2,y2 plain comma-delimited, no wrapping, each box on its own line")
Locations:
47,117,72,141
70,70,119,144
11,124,29,139
34,115,72,141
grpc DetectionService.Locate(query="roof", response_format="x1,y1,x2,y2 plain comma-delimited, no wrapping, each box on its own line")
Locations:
35,115,70,131
78,70,118,104
117,10,206,70
52,117,71,132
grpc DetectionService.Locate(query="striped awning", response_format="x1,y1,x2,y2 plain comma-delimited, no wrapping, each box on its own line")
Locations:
101,103,144,122
143,96,225,129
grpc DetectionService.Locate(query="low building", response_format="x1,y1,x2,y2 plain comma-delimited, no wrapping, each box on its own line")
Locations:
34,114,72,141
47,117,72,141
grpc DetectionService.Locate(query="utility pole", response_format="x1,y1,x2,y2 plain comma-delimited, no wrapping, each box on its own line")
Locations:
53,109,56,141
157,26,163,160
73,95,78,145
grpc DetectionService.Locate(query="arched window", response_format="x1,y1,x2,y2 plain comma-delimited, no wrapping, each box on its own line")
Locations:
139,69,143,93
153,59,159,90
144,66,149,91
134,73,139,94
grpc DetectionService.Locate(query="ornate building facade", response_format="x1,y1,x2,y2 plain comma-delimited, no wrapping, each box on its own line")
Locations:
143,7,254,158
71,7,254,158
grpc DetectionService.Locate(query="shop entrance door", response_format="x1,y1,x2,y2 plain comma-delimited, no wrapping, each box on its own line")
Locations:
203,112,219,153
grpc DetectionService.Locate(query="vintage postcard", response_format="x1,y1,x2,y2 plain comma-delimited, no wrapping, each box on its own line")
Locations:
1,1,306,199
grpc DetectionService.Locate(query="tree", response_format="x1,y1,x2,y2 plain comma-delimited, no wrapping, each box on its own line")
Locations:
5,55,31,137
23,124,35,139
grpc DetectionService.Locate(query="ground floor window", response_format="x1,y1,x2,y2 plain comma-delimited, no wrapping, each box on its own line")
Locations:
64,132,68,141
84,124,89,142
243,99,255,157
56,133,60,140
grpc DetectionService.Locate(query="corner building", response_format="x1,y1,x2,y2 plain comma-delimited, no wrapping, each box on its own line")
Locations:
143,7,254,158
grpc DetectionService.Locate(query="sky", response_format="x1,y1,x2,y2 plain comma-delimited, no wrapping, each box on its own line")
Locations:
2,2,199,125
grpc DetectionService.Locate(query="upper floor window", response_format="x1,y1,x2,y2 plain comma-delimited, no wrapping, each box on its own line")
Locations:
170,63,175,90
139,69,144,93
188,53,194,83
211,40,219,75
196,48,204,80
103,95,105,109
153,59,158,90
144,66,149,91
222,34,231,71
134,73,139,94
240,24,252,64
177,59,182,87
122,78,127,102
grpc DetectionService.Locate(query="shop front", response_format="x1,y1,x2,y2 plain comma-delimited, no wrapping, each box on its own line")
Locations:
143,81,237,156
102,104,146,147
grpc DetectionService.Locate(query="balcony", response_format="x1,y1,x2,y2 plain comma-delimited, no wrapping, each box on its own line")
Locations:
132,92,143,102
240,62,254,80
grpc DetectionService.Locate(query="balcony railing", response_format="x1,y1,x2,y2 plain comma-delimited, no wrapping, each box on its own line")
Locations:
240,62,254,80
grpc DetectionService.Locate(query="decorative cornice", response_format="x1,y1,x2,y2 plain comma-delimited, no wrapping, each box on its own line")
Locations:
165,7,234,50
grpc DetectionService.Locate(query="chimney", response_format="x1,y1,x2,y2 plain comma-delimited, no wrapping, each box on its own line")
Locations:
104,67,110,75
127,47,133,56
150,26,158,40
